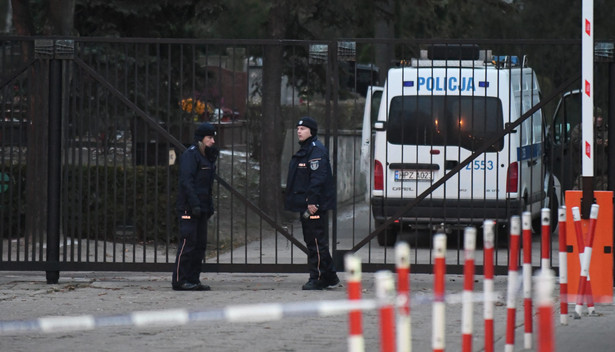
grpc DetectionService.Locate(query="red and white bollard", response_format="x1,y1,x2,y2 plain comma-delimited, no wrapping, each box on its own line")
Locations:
573,204,599,318
432,233,447,352
395,242,412,352
541,208,551,270
375,270,396,352
571,206,594,316
535,269,555,352
521,212,533,350
483,220,495,352
505,215,521,352
461,227,476,352
558,206,568,325
345,254,364,352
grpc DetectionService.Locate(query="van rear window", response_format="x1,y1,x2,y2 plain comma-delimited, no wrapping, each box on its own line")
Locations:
387,95,504,152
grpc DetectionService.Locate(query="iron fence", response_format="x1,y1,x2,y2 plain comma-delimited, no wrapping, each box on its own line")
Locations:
0,37,611,282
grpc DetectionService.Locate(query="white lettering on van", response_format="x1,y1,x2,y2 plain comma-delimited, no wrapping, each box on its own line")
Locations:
417,77,475,92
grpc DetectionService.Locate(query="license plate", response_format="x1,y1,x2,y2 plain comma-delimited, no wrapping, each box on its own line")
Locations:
394,169,432,181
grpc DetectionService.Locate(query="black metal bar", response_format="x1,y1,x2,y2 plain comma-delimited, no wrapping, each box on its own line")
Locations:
72,57,186,150
0,58,36,91
46,58,62,284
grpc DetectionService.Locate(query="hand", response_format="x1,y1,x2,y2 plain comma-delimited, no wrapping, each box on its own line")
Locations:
192,206,202,218
307,204,318,215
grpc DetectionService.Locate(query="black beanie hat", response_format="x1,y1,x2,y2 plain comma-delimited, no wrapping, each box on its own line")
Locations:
194,122,216,141
297,116,318,136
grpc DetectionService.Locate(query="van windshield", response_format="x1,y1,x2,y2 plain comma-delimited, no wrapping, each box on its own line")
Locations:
387,95,504,152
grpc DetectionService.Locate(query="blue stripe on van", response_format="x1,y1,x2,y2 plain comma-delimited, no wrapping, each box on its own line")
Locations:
517,142,542,161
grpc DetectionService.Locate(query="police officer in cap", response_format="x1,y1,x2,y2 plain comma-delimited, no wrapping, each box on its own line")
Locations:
172,122,218,291
285,116,340,290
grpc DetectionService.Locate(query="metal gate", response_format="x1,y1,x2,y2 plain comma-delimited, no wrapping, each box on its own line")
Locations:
1,37,610,281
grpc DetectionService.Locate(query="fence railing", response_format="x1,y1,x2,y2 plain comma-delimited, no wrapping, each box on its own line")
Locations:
1,37,611,280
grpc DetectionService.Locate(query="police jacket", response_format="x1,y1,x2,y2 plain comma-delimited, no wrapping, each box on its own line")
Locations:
285,135,336,212
176,144,218,216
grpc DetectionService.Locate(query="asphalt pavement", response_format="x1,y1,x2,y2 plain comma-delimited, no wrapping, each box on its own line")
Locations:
1,269,614,352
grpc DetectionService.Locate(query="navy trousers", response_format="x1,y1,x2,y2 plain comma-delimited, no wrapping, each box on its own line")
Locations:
172,215,208,286
300,211,336,281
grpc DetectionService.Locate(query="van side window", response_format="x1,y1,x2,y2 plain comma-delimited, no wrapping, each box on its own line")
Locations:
387,96,504,152
553,92,581,144
370,90,383,126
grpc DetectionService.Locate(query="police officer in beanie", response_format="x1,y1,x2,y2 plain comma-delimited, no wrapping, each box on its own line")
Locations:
172,122,218,291
285,116,340,290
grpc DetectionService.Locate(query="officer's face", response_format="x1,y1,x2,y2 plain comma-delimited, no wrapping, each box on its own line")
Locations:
297,126,311,142
202,135,215,147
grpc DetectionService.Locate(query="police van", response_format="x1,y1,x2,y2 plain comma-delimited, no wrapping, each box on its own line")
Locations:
368,46,548,245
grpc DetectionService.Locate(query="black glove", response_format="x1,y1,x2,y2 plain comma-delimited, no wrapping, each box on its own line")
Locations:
192,206,202,218
205,146,219,162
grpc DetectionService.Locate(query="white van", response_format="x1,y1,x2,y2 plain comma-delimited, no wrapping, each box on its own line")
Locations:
360,86,384,201
368,47,548,245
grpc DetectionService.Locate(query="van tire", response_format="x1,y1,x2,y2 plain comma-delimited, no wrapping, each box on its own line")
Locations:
531,188,560,234
377,227,398,246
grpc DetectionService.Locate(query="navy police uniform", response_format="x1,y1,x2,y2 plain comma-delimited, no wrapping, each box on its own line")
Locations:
172,122,218,291
285,117,339,290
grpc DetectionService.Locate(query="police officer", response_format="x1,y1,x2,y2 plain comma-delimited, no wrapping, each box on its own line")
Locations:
285,117,340,290
172,122,218,291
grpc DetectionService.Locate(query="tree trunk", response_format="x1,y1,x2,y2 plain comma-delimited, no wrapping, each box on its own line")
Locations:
259,0,288,217
374,0,395,84
10,0,34,35
46,0,75,35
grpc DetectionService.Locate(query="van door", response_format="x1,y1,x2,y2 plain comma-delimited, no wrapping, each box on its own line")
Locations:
384,94,505,201
547,89,581,191
515,71,545,212
360,86,383,199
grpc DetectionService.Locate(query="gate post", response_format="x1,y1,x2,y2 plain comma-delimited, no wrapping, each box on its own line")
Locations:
45,56,61,284
35,39,73,284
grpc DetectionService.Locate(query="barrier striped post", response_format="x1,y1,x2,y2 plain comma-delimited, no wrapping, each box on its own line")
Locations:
505,215,521,352
558,206,568,325
395,242,412,352
375,270,396,352
535,269,555,352
461,227,476,352
541,208,551,270
585,203,599,317
521,212,533,350
573,204,599,318
571,206,596,318
345,254,365,352
432,233,447,352
483,220,495,352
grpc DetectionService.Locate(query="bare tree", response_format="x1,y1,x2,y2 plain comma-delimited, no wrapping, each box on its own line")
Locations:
259,0,289,217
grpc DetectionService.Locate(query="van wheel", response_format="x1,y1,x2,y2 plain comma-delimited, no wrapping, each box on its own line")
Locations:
377,227,398,247
545,187,560,232
531,188,560,234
